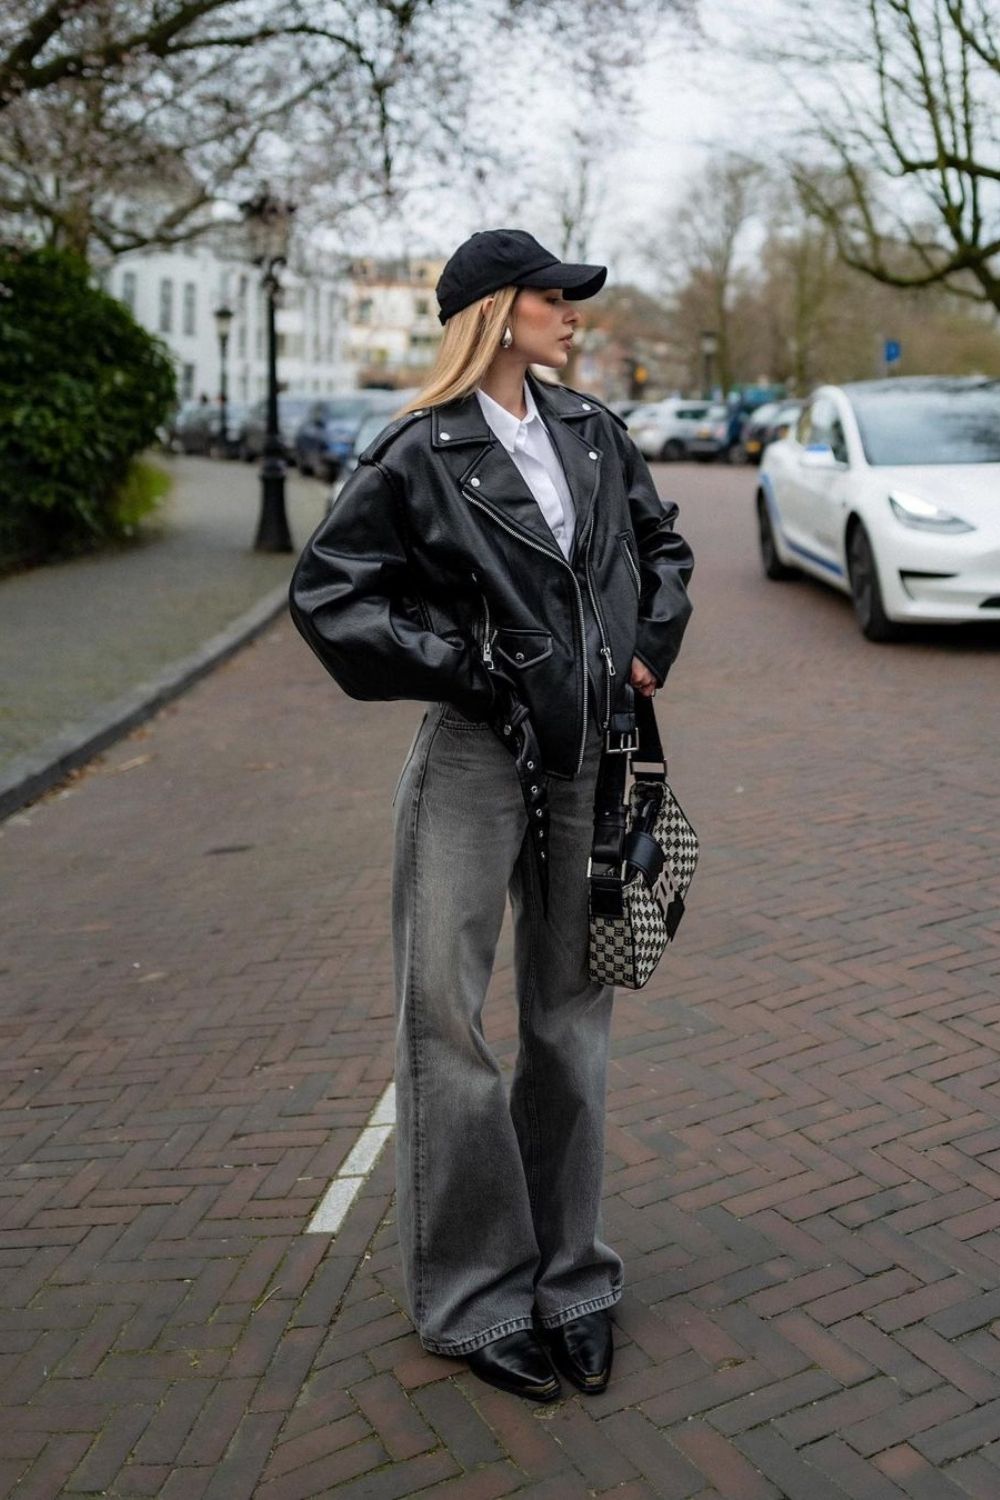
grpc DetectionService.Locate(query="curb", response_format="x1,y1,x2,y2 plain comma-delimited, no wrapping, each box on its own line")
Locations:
0,583,291,822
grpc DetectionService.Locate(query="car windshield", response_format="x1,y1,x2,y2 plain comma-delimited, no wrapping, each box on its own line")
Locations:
849,382,1000,465
325,396,381,422
353,413,393,450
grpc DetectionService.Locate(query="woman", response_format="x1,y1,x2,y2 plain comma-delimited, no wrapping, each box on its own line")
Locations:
289,228,694,1402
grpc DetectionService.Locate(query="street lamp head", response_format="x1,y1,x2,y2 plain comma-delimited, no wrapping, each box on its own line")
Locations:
240,187,296,267
700,329,719,358
213,304,234,340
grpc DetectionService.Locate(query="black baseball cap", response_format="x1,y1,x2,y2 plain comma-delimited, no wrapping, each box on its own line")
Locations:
436,228,607,324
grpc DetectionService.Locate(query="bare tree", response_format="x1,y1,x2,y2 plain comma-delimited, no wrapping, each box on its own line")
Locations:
0,0,693,259
646,152,761,392
759,0,1000,312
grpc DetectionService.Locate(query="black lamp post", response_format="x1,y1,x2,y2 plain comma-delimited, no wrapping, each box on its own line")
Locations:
240,188,296,552
213,303,233,456
700,329,719,400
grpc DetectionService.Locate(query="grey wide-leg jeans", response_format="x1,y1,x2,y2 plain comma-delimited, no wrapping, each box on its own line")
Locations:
390,698,623,1357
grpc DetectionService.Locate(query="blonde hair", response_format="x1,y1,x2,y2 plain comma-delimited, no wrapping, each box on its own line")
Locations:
396,286,521,415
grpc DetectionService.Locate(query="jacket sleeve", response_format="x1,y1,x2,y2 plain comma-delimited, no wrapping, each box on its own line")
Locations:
623,434,695,685
288,459,496,717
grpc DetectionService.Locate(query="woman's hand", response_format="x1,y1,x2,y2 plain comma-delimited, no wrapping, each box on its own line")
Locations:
630,657,659,698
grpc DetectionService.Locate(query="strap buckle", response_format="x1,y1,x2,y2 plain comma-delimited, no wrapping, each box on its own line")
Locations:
603,725,639,754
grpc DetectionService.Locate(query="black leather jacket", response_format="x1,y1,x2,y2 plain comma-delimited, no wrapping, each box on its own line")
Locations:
288,372,694,779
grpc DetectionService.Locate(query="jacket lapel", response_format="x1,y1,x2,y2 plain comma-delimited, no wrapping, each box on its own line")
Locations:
431,378,603,560
529,375,603,549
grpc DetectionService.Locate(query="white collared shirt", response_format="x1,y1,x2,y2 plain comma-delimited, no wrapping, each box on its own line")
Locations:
474,381,576,559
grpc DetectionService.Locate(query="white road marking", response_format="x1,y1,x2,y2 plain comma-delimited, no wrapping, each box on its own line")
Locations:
307,1080,396,1234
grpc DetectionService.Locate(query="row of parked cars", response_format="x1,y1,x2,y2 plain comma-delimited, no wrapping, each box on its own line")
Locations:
167,388,416,480
623,396,803,466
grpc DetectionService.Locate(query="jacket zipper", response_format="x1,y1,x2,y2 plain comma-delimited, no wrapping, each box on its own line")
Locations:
464,491,588,774
620,534,642,594
583,521,616,731
480,593,496,669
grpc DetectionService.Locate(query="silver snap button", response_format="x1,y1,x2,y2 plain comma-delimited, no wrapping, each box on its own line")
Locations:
540,851,546,859
440,431,451,440
535,809,543,817
526,760,534,770
530,785,538,793
414,409,424,416
588,451,598,460
470,477,480,487
515,651,524,661
503,724,511,735
581,402,591,410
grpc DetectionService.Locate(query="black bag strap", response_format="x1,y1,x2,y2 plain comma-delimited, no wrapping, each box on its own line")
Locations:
590,690,667,874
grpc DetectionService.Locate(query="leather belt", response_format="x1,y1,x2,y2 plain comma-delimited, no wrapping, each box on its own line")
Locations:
493,697,550,914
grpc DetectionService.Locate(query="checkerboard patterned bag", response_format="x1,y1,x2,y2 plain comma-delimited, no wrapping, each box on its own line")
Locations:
588,694,698,989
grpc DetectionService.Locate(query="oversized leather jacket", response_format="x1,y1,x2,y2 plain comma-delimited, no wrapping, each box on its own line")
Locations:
288,372,694,779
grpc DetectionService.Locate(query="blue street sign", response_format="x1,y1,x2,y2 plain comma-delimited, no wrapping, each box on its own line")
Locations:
884,339,901,366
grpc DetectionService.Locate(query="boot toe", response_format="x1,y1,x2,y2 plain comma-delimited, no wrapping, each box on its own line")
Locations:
540,1310,614,1393
465,1330,561,1402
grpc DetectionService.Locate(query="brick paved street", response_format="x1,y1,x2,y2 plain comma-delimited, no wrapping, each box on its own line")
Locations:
2,460,1000,1498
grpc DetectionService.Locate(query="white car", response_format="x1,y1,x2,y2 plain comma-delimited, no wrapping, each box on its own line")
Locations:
627,399,713,462
758,377,1000,640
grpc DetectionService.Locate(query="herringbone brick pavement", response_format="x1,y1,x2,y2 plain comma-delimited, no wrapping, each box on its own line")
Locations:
2,463,999,1498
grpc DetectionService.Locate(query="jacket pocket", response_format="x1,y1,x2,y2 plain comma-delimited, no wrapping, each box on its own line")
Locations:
618,530,642,595
493,627,553,669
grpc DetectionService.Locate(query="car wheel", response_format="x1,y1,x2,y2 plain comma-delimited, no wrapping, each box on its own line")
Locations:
757,495,797,581
660,438,684,462
847,522,902,641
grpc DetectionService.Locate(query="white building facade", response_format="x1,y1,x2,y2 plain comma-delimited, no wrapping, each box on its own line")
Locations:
346,257,445,388
106,239,357,406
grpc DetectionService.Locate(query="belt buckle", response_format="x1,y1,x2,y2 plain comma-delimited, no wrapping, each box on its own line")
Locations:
604,725,639,754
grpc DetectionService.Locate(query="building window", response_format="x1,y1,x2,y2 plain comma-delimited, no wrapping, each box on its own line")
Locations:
414,296,429,316
181,362,195,400
158,278,174,333
122,271,137,312
237,321,246,358
357,297,373,324
182,282,196,336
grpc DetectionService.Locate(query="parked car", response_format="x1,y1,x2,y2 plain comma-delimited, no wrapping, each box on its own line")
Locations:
325,391,420,510
758,377,1000,640
294,389,408,480
627,399,713,461
740,401,803,465
608,398,648,422
237,394,314,463
168,401,215,454
685,403,732,462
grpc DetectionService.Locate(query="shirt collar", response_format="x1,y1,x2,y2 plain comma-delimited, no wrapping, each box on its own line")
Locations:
474,380,541,454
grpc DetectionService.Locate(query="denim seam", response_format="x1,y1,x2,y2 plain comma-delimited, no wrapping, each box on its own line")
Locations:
536,1282,624,1330
517,836,543,1214
404,712,442,1325
421,1312,537,1357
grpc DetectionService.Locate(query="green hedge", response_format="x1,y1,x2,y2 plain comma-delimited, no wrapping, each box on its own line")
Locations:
0,245,177,569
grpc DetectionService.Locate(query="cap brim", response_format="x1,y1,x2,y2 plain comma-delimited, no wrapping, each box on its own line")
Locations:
515,261,607,301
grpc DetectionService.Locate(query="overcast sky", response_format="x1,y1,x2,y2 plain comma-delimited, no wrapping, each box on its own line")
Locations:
336,0,777,295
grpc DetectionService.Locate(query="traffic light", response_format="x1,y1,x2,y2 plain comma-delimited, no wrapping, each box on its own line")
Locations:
625,357,648,400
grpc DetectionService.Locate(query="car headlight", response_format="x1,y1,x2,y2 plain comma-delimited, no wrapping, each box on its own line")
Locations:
888,490,975,533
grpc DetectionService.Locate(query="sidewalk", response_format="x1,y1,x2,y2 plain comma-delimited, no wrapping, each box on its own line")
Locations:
0,455,328,803
3,463,1000,1498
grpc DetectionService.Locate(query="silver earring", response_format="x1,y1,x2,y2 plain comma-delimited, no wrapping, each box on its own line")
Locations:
500,324,513,349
